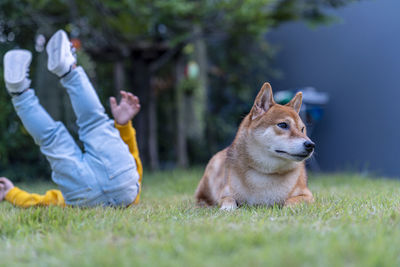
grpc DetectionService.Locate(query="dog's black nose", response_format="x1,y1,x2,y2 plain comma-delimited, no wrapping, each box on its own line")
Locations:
303,141,315,152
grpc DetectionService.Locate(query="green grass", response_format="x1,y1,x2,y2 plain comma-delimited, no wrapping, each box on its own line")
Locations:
1,168,400,267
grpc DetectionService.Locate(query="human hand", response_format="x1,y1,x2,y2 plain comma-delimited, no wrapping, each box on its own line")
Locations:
110,90,141,125
0,177,14,201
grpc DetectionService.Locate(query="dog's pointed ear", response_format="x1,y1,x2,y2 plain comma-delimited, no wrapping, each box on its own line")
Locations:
251,82,275,120
286,92,302,113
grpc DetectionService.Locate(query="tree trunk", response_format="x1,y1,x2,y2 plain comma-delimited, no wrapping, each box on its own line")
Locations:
175,55,188,168
131,58,150,166
193,25,208,140
113,60,125,96
148,79,159,170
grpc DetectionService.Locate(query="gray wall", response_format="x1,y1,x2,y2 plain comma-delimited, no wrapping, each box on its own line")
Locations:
267,0,400,177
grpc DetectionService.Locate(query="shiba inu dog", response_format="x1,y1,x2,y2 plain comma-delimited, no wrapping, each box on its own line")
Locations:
195,83,315,210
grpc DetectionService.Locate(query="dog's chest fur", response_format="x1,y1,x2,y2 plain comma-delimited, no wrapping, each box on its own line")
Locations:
231,169,298,206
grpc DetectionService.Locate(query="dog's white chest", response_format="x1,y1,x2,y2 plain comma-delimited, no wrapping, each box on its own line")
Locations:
234,170,298,206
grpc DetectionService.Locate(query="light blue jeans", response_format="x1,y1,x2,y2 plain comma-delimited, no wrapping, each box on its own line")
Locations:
12,67,139,207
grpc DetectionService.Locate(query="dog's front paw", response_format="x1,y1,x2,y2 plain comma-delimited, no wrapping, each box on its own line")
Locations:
220,204,237,211
219,197,238,211
284,194,314,206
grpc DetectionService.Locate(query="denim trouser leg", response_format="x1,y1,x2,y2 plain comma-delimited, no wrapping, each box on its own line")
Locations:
60,67,109,141
60,67,139,206
11,90,94,203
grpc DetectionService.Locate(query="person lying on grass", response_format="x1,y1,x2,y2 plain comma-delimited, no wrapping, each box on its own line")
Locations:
0,30,143,208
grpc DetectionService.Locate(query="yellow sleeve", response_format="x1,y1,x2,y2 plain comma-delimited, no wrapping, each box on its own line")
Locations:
115,121,143,204
5,187,65,208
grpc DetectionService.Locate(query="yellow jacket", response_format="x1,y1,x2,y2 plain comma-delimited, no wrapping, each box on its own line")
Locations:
5,121,143,208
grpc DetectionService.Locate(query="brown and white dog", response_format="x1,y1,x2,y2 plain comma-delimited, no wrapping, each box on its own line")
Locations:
195,82,315,210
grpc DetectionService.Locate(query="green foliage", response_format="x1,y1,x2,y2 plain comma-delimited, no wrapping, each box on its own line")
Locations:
0,0,357,173
0,0,358,55
1,170,400,266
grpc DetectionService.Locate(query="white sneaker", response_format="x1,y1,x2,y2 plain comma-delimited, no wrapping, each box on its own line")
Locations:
46,30,76,77
3,49,32,94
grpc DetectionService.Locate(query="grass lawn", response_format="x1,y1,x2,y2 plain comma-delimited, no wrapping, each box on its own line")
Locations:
1,168,400,267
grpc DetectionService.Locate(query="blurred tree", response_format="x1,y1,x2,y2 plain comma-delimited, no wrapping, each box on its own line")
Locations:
0,0,357,176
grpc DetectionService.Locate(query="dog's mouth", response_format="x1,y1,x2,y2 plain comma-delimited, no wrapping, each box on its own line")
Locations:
275,150,310,159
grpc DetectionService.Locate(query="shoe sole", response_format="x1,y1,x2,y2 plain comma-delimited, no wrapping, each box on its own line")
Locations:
4,50,32,85
47,29,69,72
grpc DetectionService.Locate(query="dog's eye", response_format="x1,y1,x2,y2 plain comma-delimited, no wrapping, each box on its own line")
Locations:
277,122,289,129
301,127,305,133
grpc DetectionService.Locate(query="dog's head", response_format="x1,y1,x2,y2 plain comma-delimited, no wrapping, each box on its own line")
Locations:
248,82,315,162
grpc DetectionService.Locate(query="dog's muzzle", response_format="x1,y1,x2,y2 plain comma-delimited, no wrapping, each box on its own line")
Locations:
303,141,315,153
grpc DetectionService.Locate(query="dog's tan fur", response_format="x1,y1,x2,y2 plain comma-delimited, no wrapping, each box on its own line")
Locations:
195,83,314,210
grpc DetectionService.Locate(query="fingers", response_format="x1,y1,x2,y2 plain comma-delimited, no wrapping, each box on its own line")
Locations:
127,92,140,105
129,93,141,112
109,97,117,110
0,177,13,187
120,90,128,101
119,90,140,108
127,93,135,104
0,181,7,202
0,184,4,201
0,177,13,195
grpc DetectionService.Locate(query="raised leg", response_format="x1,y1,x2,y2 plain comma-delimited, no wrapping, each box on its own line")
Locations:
12,90,87,194
60,67,113,139
59,67,135,177
46,30,138,203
